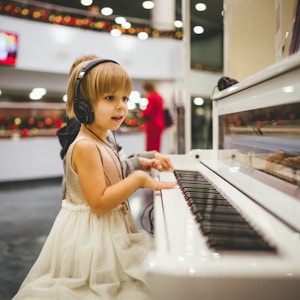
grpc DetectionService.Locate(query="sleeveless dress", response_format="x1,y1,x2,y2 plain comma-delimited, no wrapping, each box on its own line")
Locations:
13,135,154,300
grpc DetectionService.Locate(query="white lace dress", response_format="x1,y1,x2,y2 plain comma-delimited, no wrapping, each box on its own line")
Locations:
13,136,154,300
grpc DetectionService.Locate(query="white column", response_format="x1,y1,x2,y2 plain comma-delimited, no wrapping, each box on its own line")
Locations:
224,0,297,80
223,0,276,80
150,0,191,153
152,0,175,30
182,0,191,153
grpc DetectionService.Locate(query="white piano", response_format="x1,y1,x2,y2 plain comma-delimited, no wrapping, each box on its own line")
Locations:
147,52,300,300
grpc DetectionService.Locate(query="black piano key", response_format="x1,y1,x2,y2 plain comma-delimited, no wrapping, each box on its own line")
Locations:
195,211,246,223
174,170,204,176
208,235,275,251
201,221,256,236
174,169,276,253
187,199,231,210
202,223,262,239
180,178,209,182
191,203,239,215
184,192,228,201
188,197,231,205
184,191,225,200
179,178,212,184
184,194,223,202
185,195,228,206
180,185,215,192
182,188,223,194
182,188,217,195
179,182,213,188
174,171,205,181
204,222,276,251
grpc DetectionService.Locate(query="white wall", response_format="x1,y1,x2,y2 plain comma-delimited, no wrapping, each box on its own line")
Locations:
190,69,221,97
0,15,222,97
0,15,182,80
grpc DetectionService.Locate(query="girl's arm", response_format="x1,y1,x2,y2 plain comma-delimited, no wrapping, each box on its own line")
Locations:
72,139,176,215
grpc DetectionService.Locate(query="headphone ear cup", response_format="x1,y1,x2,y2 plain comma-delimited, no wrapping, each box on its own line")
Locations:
73,99,94,124
217,76,238,91
72,59,119,124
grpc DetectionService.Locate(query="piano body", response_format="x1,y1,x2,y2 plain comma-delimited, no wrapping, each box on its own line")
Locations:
147,52,300,300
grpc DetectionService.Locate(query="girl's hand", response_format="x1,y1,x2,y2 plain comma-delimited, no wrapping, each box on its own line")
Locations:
154,152,174,170
139,157,162,171
134,170,177,190
139,153,174,172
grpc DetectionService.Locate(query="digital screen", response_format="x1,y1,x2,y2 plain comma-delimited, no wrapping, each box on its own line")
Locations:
0,31,18,66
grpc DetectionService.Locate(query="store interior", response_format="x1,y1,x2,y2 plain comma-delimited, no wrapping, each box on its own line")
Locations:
0,0,299,299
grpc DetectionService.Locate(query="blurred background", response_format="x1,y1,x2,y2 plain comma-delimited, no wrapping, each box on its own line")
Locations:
0,0,298,298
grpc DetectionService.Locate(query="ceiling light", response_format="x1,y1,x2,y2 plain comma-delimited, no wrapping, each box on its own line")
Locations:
101,7,113,16
174,20,183,28
122,22,131,29
115,16,126,24
193,97,204,106
32,87,46,95
81,0,93,6
137,32,149,40
29,87,46,100
29,93,41,100
142,1,155,9
110,28,122,37
195,3,207,11
193,26,204,34
127,101,136,110
130,91,141,102
140,97,149,106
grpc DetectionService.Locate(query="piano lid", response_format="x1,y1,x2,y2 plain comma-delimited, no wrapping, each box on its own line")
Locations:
213,51,300,102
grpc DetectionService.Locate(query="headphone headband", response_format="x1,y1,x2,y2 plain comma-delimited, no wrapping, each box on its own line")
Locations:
73,58,119,124
74,59,118,101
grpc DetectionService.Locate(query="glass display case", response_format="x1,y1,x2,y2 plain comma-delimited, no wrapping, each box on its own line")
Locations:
0,102,67,138
219,101,300,186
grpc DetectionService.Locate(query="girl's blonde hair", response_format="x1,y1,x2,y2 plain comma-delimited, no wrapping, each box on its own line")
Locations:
66,60,132,119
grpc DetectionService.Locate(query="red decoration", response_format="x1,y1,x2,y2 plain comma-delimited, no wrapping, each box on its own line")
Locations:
21,128,30,137
44,117,53,126
27,117,35,126
0,1,182,39
37,120,44,128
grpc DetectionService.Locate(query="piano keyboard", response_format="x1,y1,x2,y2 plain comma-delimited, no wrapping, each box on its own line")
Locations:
174,169,276,252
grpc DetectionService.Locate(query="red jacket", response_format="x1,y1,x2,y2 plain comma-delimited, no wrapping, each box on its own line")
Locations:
141,91,165,151
142,91,165,130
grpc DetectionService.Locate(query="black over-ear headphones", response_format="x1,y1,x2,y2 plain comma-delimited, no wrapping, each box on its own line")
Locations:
73,59,119,124
217,76,238,91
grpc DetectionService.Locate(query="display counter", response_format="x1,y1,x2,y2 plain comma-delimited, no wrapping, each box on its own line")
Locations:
0,137,63,182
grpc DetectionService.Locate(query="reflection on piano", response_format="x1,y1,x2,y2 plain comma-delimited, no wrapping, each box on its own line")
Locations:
147,52,300,300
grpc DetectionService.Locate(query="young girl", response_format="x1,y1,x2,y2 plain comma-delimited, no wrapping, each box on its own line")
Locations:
13,59,176,299
56,54,175,200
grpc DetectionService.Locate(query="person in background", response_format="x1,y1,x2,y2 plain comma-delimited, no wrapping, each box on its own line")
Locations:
57,54,174,199
13,58,176,299
141,81,165,152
